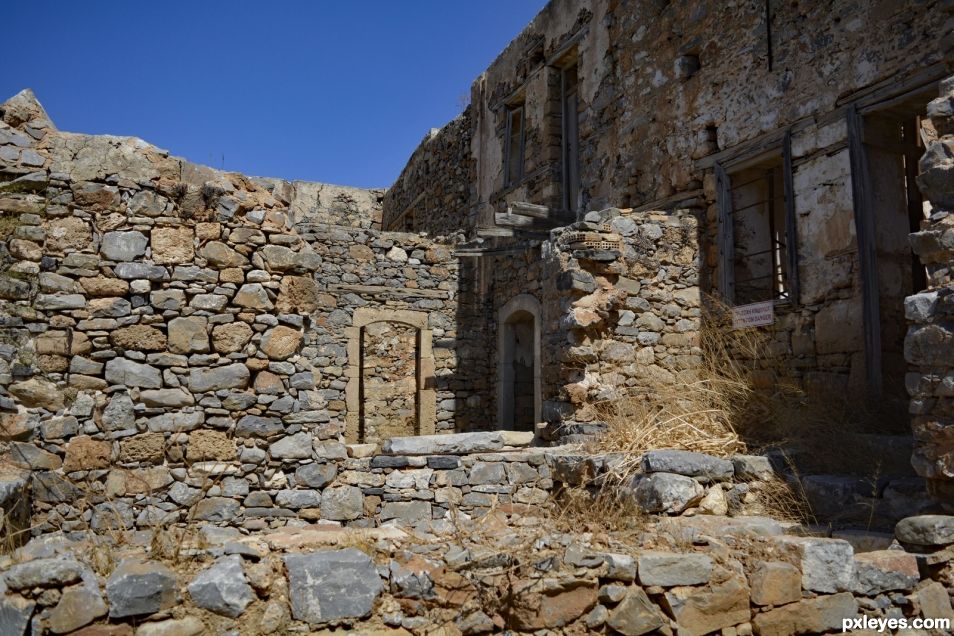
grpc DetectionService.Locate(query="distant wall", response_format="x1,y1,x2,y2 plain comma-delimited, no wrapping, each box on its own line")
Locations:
382,111,474,235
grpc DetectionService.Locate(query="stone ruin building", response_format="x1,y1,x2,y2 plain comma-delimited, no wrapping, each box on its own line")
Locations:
1,0,954,634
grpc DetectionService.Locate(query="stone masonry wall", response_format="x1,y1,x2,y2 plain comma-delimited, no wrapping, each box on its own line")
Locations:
0,90,484,537
460,207,701,437
908,70,954,496
383,0,946,412
382,111,475,235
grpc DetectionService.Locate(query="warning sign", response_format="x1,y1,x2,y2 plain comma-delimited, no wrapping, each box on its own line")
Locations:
732,300,774,329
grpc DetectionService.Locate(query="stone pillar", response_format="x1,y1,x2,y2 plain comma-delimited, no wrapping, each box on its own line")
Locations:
908,69,954,498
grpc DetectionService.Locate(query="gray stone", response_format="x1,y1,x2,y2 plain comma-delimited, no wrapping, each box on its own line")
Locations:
236,415,283,437
774,536,854,593
382,431,505,455
194,497,240,522
8,442,61,470
189,363,250,392
606,588,665,636
233,283,273,310
381,501,432,524
140,388,195,408
389,558,437,600
48,586,107,633
101,231,148,261
895,515,954,546
34,294,86,310
641,450,734,482
269,431,313,460
284,549,384,624
106,558,177,618
321,485,364,521
275,490,321,509
295,462,336,488
0,595,34,636
731,454,775,480
145,411,203,432
3,557,84,589
187,555,254,618
905,291,939,322
105,358,162,389
102,392,136,432
630,472,704,514
469,461,505,485
150,289,186,310
114,262,169,280
637,552,713,587
851,550,919,595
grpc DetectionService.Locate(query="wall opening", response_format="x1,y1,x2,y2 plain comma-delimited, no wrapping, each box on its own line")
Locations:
861,94,932,422
346,308,436,443
561,61,581,216
359,321,419,443
497,294,542,431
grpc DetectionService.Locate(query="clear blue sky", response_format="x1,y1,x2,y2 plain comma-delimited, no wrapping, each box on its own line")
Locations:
3,1,546,189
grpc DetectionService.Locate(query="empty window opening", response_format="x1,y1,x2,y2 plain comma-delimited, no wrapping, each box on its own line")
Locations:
561,62,581,214
729,159,791,304
501,311,536,431
359,322,418,443
505,103,526,186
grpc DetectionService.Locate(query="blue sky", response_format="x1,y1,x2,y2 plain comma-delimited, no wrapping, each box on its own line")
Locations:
3,1,546,189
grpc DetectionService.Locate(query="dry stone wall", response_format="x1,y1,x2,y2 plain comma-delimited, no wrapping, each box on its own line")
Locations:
382,112,475,235
908,73,954,496
0,90,493,538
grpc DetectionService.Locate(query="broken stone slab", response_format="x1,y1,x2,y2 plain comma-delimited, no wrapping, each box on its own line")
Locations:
284,548,384,624
753,592,858,636
187,555,254,618
104,358,162,389
659,575,750,636
731,454,775,480
605,587,665,635
188,363,250,393
3,556,85,589
383,431,513,455
629,472,704,514
852,549,919,597
895,515,954,546
47,585,107,633
641,449,734,482
636,551,713,587
105,557,177,618
269,431,313,460
262,525,406,551
773,536,854,593
0,595,34,636
135,616,205,636
749,561,801,606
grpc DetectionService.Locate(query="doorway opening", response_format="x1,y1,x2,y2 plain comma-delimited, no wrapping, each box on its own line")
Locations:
497,295,542,431
859,90,933,424
360,321,419,443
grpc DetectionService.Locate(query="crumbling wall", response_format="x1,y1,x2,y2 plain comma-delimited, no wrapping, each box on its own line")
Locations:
254,177,385,230
382,111,475,234
462,208,701,437
908,73,954,496
0,90,482,536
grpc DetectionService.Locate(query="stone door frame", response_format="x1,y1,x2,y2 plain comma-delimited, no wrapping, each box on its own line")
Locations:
345,307,436,443
497,294,542,430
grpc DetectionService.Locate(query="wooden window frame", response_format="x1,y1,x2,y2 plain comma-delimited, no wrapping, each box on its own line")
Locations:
504,103,526,187
715,130,800,307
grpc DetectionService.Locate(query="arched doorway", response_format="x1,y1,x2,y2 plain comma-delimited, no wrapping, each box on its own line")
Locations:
497,295,541,431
